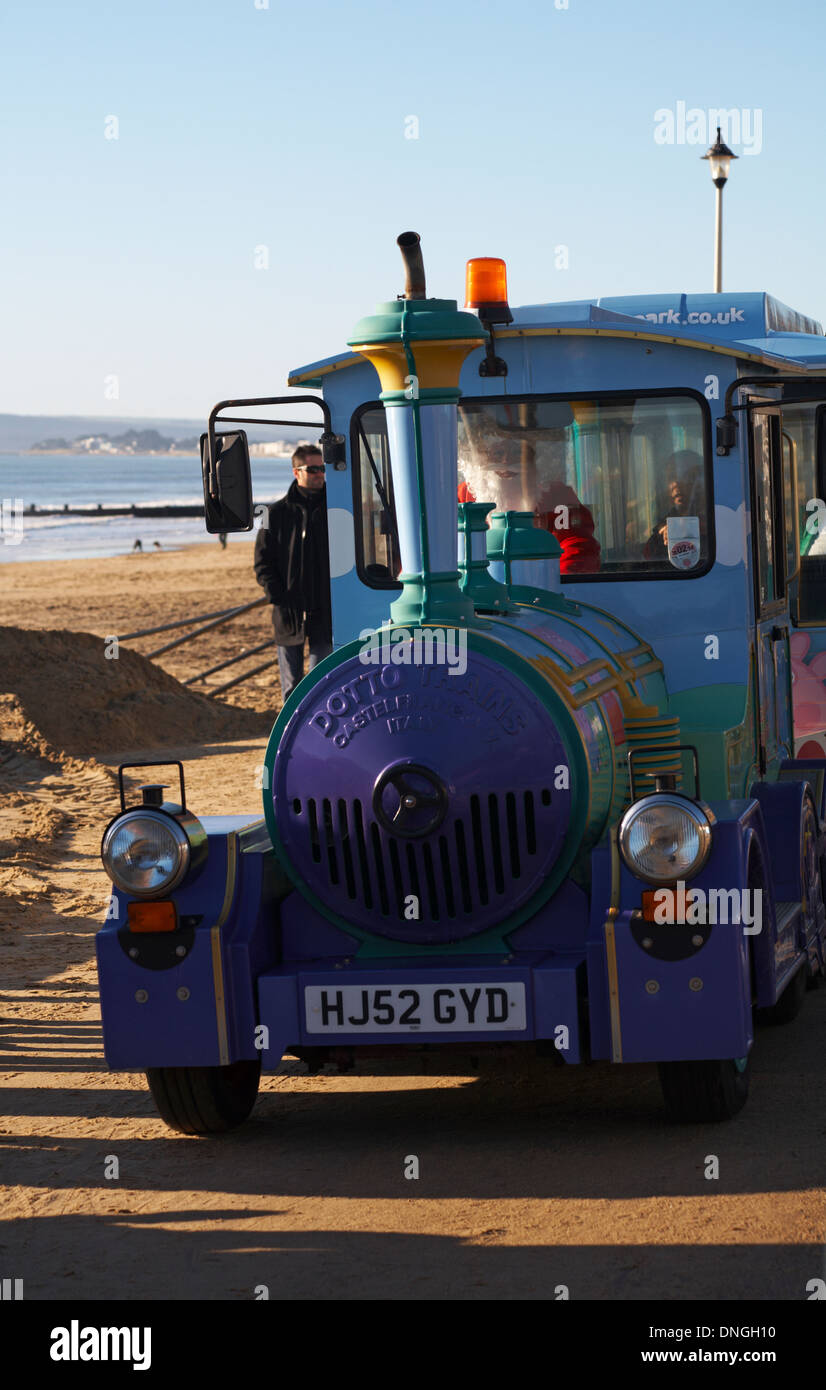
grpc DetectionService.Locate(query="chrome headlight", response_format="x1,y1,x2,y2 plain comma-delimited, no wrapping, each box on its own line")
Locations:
101,810,191,897
618,793,712,885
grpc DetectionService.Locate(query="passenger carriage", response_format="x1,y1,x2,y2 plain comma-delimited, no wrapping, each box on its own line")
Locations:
96,234,826,1130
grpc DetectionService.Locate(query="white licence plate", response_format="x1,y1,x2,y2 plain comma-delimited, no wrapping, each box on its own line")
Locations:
304,981,526,1034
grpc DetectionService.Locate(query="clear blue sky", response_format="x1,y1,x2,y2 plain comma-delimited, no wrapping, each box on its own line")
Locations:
3,0,826,418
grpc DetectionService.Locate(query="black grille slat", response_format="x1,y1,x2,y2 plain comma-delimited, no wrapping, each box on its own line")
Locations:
405,842,423,920
524,791,537,855
338,799,357,899
352,799,373,909
308,799,321,865
454,820,473,913
469,795,489,904
439,835,456,918
388,838,406,916
370,822,390,915
422,841,440,919
488,794,505,894
505,791,521,878
321,798,339,885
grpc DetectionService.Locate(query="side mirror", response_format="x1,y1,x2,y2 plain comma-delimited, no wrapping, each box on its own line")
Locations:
320,430,347,471
200,429,254,532
716,413,738,456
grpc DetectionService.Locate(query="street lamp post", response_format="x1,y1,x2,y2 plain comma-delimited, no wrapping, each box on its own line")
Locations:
702,126,737,293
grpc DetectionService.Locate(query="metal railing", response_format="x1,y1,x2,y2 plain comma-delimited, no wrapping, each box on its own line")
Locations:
121,597,271,697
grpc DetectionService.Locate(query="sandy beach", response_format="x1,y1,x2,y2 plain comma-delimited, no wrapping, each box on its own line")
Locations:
2,544,825,1301
1,540,280,716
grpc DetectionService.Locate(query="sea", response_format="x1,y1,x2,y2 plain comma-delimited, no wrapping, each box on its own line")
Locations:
0,453,295,563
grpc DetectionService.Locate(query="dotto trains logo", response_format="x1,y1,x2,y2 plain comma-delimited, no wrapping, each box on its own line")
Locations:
358,626,468,676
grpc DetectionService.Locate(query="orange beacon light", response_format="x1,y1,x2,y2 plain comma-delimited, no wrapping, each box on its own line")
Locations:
465,257,510,316
465,257,512,377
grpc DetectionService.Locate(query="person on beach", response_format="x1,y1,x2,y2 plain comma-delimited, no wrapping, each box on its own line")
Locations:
253,443,332,702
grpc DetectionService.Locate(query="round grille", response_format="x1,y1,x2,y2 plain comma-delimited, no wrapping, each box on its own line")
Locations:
271,644,572,942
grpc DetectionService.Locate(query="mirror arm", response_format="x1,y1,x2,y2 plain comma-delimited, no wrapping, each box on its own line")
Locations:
206,395,344,483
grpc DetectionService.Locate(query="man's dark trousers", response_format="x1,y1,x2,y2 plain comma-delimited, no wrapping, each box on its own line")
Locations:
277,629,333,701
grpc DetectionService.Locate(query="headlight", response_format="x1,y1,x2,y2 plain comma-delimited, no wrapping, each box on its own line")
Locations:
618,793,712,885
102,810,191,897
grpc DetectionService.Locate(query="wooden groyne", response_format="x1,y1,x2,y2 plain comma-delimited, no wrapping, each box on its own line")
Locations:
24,503,206,519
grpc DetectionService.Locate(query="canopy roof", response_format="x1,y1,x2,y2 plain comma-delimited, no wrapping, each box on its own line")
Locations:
288,292,826,386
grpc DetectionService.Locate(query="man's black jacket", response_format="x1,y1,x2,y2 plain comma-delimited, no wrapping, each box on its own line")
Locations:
253,480,331,646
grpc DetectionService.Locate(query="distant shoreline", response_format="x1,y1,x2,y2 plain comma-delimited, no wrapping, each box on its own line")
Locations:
22,448,201,457
16,448,293,458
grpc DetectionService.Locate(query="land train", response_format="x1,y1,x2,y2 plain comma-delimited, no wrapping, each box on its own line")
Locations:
96,232,826,1131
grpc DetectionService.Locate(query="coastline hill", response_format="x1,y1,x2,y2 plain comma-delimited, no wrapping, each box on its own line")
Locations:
0,413,314,454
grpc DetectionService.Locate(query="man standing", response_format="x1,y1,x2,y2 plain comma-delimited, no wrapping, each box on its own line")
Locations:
253,444,333,702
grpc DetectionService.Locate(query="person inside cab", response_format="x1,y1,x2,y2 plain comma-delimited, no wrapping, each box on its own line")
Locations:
457,474,600,575
642,450,705,563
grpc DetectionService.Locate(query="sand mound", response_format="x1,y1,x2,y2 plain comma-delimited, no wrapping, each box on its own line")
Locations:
0,627,269,759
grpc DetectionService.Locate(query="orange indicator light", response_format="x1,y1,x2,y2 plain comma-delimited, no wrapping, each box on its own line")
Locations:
641,890,688,924
465,257,509,309
128,901,178,933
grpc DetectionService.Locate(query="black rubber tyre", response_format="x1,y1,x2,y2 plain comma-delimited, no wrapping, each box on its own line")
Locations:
658,1054,751,1122
146,1059,261,1135
756,962,807,1025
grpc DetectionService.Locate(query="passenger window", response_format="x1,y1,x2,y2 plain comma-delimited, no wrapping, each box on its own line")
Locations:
752,414,775,606
781,403,823,623
751,410,786,610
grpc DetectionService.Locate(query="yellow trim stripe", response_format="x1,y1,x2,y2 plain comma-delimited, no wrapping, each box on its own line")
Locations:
288,354,362,385
210,832,238,1067
287,324,811,384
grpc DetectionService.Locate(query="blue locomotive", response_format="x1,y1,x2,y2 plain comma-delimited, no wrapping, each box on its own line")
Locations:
96,233,826,1130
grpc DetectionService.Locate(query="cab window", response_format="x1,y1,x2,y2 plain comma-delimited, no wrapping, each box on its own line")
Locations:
351,406,402,588
352,391,713,583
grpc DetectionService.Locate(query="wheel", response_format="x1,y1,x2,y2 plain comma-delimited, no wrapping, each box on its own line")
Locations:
658,1054,751,1122
755,961,807,1025
146,1059,261,1134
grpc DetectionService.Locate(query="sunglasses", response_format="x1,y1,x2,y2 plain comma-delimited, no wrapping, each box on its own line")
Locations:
298,464,325,474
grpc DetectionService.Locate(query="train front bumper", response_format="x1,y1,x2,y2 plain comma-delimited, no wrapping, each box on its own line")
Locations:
257,956,585,1067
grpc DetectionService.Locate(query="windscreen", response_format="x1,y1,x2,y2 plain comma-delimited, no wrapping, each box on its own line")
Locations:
352,392,711,582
